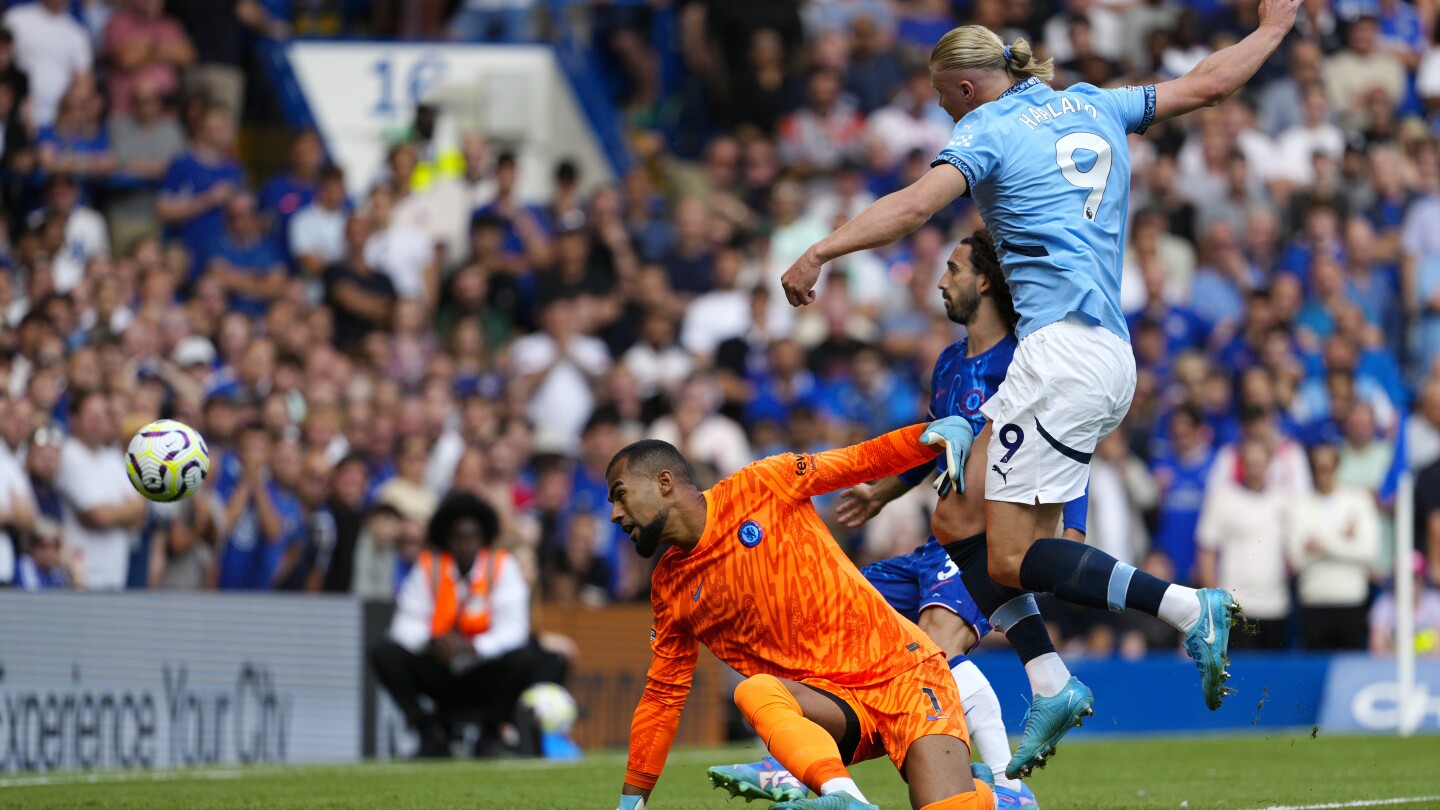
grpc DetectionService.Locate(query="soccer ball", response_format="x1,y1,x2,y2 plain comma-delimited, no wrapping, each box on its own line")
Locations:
519,682,578,735
125,419,210,502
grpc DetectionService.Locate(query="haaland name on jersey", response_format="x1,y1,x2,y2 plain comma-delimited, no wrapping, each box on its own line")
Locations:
1014,94,1099,130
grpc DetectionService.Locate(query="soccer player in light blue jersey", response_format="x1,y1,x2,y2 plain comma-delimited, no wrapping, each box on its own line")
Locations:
782,0,1303,720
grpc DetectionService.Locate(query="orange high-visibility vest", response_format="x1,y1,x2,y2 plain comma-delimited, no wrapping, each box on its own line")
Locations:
421,548,508,639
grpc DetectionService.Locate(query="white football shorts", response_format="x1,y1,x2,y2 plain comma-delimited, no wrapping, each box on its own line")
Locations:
979,315,1136,505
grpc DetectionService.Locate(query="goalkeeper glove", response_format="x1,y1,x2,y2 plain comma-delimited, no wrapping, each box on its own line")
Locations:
920,416,975,497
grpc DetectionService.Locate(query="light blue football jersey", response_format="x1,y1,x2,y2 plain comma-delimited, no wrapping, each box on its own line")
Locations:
932,77,1155,341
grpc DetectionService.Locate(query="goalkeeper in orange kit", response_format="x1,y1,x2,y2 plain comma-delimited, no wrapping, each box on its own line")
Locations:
607,418,994,810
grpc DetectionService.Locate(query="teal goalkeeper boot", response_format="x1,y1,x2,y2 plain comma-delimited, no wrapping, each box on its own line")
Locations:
769,796,879,810
1005,676,1094,779
1184,588,1242,710
708,756,808,803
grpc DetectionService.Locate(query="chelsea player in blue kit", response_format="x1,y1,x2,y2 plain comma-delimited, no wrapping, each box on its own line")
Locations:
782,0,1305,727
709,231,1086,808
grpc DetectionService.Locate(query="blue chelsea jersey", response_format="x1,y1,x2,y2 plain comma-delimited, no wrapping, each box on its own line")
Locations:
920,332,1089,534
929,333,1018,435
932,78,1156,342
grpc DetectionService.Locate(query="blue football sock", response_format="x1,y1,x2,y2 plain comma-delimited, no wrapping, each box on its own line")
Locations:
1018,538,1169,616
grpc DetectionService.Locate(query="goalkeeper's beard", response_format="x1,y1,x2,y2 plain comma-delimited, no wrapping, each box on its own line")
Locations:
634,508,670,558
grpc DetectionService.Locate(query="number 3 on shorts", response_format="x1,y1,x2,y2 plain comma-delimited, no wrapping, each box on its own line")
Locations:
1055,132,1113,221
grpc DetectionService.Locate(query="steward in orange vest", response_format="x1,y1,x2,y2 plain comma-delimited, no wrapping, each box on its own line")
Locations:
370,492,566,758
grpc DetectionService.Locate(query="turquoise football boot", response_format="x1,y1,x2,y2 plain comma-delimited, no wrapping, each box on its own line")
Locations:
769,796,879,810
1005,676,1094,779
707,756,808,803
1184,588,1242,710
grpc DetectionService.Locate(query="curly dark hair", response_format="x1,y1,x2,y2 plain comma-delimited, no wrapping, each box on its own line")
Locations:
426,491,501,550
960,227,1018,332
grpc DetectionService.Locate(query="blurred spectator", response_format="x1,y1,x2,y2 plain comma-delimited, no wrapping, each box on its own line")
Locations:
365,183,438,307
1325,15,1406,133
1150,405,1216,584
1413,445,1440,585
1043,0,1123,65
560,407,628,592
4,0,93,128
1288,444,1382,651
679,244,748,357
1407,376,1440,472
778,68,864,177
1274,83,1345,187
822,343,918,436
864,66,947,170
274,448,335,591
1336,401,1394,495
157,104,243,280
370,492,566,757
30,174,108,294
167,0,288,122
290,163,348,301
509,294,611,450
0,28,30,115
1087,429,1158,569
624,309,693,414
325,213,397,352
353,481,435,601
203,192,286,318
471,152,548,269
36,82,114,190
146,496,212,590
57,389,145,590
1370,552,1440,657
14,518,70,589
0,400,33,583
844,15,902,115
103,0,194,118
259,129,325,255
109,76,186,249
213,423,303,590
649,375,751,483
315,453,367,592
1197,437,1291,650
1208,400,1313,501
765,180,829,281
1259,40,1325,135
25,422,63,523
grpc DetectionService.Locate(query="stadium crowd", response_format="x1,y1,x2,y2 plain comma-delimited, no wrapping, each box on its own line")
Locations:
0,0,1437,660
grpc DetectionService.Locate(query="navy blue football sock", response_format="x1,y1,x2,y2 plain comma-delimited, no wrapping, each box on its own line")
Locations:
1018,538,1169,616
951,534,1026,615
947,534,1060,665
991,594,1054,665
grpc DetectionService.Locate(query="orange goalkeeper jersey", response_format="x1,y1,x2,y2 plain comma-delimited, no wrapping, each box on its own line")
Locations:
624,424,944,790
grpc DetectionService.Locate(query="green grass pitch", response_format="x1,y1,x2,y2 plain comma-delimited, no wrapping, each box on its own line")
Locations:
3,735,1437,809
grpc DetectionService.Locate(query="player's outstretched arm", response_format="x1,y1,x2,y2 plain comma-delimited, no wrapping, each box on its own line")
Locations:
619,635,699,805
767,424,945,503
1152,0,1300,123
781,164,969,306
